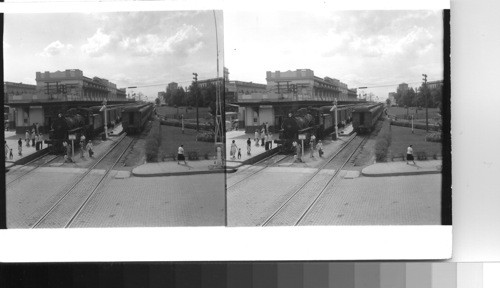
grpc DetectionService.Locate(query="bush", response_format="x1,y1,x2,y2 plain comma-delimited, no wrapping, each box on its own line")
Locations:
416,151,428,160
145,120,162,162
425,132,442,142
187,151,199,160
374,120,392,162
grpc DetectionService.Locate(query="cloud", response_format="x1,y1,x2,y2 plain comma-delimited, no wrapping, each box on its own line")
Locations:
81,29,113,57
119,24,204,57
40,40,73,57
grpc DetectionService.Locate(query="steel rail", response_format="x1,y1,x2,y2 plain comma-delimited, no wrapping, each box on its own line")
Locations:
31,134,128,229
260,133,360,226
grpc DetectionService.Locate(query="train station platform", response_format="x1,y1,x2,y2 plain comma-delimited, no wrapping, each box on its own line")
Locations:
361,160,442,177
132,160,236,177
225,130,280,168
4,130,50,169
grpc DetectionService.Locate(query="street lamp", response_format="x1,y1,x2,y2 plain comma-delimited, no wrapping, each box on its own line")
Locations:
422,74,428,132
193,73,199,131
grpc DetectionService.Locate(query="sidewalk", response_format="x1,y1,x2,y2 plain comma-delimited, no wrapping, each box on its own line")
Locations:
4,130,49,168
361,160,442,177
132,160,237,177
225,129,279,166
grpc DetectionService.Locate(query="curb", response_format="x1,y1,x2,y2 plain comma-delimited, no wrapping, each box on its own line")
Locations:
132,167,237,177
361,169,441,177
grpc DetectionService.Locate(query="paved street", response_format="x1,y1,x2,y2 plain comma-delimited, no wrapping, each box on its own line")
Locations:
227,165,441,226
6,167,225,228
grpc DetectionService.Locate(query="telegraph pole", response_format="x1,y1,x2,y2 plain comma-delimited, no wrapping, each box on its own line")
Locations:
193,73,199,131
422,74,428,132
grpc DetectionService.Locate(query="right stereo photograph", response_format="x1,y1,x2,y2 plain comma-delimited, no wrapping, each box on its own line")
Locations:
224,10,450,227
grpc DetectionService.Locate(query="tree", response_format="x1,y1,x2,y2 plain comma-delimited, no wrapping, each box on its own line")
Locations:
386,98,391,106
155,97,160,105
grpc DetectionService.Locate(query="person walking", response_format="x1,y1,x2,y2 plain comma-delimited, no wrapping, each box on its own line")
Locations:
25,130,30,147
254,129,260,146
237,148,242,159
406,144,416,164
230,140,238,160
18,138,23,156
177,144,187,165
9,149,14,160
247,138,252,155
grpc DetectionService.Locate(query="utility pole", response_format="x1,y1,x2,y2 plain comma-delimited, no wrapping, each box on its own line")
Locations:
422,74,428,132
193,73,199,131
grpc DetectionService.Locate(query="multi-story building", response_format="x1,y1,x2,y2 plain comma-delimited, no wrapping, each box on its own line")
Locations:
397,83,409,95
167,82,178,92
7,69,129,133
348,88,358,101
427,80,443,90
226,80,267,103
4,82,37,104
264,69,353,102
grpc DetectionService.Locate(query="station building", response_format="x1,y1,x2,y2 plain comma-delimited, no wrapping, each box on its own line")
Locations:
7,69,129,133
233,69,360,133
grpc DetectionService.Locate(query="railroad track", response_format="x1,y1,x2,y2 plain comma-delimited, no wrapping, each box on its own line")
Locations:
226,151,290,190
31,134,134,229
261,133,367,226
6,153,61,187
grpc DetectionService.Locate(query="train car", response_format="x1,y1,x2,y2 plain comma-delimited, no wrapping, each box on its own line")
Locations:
351,102,385,133
121,103,154,133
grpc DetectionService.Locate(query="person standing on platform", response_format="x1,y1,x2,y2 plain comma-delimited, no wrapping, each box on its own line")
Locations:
25,130,30,147
317,140,324,157
39,134,43,150
230,140,238,160
247,138,252,156
5,141,10,158
264,134,269,151
310,134,316,158
86,141,94,158
65,141,73,163
406,144,416,165
31,129,36,147
261,127,266,147
177,144,187,165
237,148,242,159
254,129,260,146
268,133,273,149
35,134,40,151
265,122,269,134
18,138,23,156
80,135,86,158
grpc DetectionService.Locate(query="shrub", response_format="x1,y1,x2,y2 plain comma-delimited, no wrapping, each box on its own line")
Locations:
145,120,162,162
374,119,392,162
187,151,199,160
425,132,442,142
416,151,428,160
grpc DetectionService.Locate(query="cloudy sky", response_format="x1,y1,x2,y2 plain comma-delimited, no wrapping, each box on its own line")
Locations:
4,11,224,99
224,10,444,100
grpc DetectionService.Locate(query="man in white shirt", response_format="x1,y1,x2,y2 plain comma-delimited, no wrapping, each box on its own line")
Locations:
406,144,415,164
178,144,187,165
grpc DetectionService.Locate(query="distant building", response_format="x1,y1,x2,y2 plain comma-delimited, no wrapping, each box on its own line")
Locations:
7,69,129,133
388,92,397,106
167,82,178,92
225,80,267,103
264,69,354,102
4,82,37,104
397,83,409,95
427,80,443,90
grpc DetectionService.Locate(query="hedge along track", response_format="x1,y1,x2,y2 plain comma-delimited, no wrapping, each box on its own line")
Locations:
260,133,368,226
31,134,134,229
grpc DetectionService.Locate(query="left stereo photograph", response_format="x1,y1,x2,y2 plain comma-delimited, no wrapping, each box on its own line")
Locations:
3,11,226,228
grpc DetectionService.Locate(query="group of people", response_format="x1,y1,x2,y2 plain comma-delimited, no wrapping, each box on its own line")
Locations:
23,124,44,151
253,123,273,150
62,136,94,163
292,134,324,163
